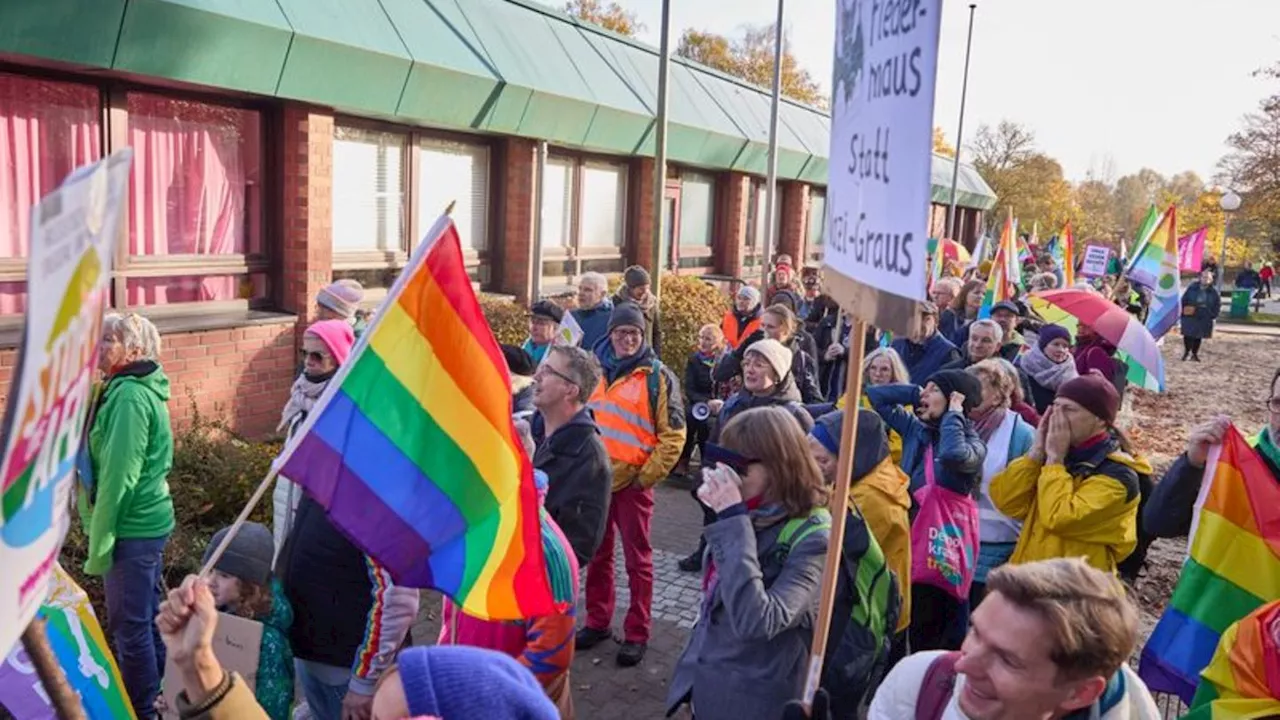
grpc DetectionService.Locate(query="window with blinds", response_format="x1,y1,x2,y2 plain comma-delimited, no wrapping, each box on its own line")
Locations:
419,138,490,252
542,157,575,249
332,126,405,253
808,189,827,258
579,161,626,248
679,172,714,248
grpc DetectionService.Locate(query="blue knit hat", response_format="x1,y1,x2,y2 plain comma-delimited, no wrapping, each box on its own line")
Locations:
398,645,558,719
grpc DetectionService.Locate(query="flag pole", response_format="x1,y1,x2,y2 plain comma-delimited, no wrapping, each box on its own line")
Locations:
946,3,978,243
21,619,88,720
199,467,281,578
649,0,672,298
761,0,785,288
803,319,868,708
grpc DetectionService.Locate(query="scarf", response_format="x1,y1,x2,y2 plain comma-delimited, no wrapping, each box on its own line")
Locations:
971,403,1010,442
278,370,334,433
1256,427,1280,471
1017,343,1078,390
702,498,783,594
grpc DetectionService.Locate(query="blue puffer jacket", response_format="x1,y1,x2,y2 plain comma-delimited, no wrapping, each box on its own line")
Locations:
864,384,986,498
572,298,614,352
891,333,961,385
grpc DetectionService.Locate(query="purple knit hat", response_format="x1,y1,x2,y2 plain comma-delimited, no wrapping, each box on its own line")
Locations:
398,645,559,720
1037,324,1073,352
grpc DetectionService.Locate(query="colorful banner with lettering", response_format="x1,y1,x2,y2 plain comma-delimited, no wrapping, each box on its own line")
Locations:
0,150,132,656
0,564,136,719
1179,227,1208,272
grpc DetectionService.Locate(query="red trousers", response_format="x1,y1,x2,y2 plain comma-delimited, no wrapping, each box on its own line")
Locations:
584,485,655,643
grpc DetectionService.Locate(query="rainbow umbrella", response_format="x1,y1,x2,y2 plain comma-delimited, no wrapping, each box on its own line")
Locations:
938,238,971,265
1029,288,1164,385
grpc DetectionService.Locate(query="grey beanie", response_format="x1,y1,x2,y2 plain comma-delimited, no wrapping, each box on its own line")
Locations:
203,522,274,587
608,302,647,333
745,338,793,381
624,265,651,289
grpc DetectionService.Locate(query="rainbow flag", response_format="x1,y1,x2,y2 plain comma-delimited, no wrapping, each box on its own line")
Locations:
1140,205,1182,340
1139,425,1280,705
1124,204,1161,278
278,216,554,621
1183,599,1280,719
978,209,1018,319
1048,222,1076,286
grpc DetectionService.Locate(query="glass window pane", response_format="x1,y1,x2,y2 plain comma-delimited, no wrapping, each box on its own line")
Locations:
127,93,262,258
125,272,268,306
0,74,102,262
541,157,574,249
808,190,826,248
580,162,626,249
332,126,405,253
679,171,714,248
419,137,489,252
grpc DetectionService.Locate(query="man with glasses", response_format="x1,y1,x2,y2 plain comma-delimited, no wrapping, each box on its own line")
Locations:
1144,368,1280,539
571,272,613,352
530,345,613,567
577,303,686,667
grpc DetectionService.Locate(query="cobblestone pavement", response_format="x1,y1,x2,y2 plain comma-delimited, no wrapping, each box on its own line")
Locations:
411,478,707,719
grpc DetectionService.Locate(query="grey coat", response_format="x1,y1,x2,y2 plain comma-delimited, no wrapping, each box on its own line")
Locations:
665,512,830,719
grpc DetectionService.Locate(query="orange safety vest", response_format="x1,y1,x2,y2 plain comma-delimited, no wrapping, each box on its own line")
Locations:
722,311,761,350
588,369,659,467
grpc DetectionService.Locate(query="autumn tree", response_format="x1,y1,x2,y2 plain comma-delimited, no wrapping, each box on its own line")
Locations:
564,0,642,36
933,127,954,157
676,25,826,108
1071,177,1120,246
965,121,1070,234
1219,87,1280,256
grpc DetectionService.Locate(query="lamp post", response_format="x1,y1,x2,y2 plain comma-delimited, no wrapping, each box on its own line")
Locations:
648,0,672,299
1219,189,1241,291
946,3,978,243
761,0,785,288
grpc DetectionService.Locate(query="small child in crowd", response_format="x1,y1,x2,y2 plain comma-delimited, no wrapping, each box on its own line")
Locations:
202,522,295,720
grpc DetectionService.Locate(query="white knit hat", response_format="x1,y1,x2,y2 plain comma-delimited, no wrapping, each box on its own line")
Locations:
317,279,364,319
745,338,793,381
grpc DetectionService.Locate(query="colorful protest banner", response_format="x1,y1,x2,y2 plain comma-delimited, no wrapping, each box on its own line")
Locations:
0,564,135,719
1080,245,1113,278
158,612,262,719
0,150,132,657
824,0,943,337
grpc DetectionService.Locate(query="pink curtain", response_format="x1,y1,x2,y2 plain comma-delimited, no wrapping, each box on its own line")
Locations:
0,74,101,314
126,93,261,306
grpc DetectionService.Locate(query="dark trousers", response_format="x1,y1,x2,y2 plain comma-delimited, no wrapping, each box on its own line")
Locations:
105,536,169,719
676,415,711,471
909,584,969,652
1183,336,1203,357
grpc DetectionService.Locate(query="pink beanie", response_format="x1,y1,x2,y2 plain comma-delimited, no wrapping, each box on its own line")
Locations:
305,320,355,366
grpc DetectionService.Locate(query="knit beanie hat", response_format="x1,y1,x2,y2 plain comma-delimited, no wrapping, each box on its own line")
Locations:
501,344,536,377
398,645,559,720
925,369,983,413
1037,323,1073,352
608,302,646,333
737,285,762,306
1056,370,1119,424
317,279,364,319
529,299,565,324
305,319,356,366
745,338,793,381
202,522,274,587
624,265,651,289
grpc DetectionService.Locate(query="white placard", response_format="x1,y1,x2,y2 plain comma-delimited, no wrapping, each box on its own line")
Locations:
1080,245,1113,278
825,0,943,303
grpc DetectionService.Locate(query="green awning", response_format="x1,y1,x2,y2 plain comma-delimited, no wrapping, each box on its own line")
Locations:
931,153,998,211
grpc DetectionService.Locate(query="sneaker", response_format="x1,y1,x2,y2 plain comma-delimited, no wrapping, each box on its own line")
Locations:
575,626,613,650
617,641,647,667
678,551,703,572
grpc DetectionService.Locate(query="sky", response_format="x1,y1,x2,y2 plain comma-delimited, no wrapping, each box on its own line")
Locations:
606,0,1280,183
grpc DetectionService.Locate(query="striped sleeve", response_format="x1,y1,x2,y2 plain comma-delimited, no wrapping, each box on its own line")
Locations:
348,557,420,695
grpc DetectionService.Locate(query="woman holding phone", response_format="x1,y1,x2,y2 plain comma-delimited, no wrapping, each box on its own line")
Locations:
666,407,831,720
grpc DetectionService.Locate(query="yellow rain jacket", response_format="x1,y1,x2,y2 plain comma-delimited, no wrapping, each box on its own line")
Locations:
837,393,905,467
990,436,1152,574
849,456,913,633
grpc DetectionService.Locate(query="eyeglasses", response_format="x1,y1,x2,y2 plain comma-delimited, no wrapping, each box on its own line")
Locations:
300,349,332,364
536,364,577,386
611,328,643,340
702,443,759,475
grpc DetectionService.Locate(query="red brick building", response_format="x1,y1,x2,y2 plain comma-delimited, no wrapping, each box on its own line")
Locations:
0,0,994,436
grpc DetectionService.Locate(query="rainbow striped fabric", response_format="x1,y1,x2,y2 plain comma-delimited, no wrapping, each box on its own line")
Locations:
1139,425,1280,704
1183,599,1280,719
977,209,1018,319
279,217,553,621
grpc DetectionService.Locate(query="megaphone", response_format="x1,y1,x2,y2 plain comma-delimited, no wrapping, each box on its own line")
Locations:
692,402,711,421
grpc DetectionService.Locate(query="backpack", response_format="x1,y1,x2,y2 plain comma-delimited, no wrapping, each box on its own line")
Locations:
914,651,961,720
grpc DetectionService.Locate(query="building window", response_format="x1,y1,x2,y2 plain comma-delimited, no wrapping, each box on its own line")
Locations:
332,125,405,259
807,189,826,263
123,93,267,308
419,137,489,254
0,73,102,315
540,155,627,287
745,180,781,269
679,172,714,249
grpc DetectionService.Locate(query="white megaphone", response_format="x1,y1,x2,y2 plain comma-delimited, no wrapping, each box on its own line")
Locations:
692,402,711,421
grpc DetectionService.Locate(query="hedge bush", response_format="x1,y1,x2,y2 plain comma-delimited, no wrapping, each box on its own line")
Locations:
480,293,528,346
656,272,728,371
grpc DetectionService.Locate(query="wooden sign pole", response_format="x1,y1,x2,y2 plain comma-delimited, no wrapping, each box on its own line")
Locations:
21,619,87,720
802,318,869,709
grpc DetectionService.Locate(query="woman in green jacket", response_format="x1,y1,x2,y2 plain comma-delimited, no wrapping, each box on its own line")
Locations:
78,312,175,719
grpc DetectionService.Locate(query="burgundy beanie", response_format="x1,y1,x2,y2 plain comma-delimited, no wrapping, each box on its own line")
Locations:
1055,370,1119,424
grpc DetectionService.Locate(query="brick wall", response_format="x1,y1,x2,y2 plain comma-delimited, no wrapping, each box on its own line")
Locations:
716,172,750,280
780,182,809,263
498,138,538,304
630,157,657,273
281,107,334,321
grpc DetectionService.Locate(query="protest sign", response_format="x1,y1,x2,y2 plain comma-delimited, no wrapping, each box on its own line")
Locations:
0,150,132,657
1080,245,1113,278
159,612,262,719
0,564,135,719
823,0,943,336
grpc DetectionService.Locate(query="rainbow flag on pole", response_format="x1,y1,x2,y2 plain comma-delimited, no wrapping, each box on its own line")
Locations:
978,209,1018,319
1124,204,1161,278
1139,425,1280,705
1182,599,1280,719
1048,222,1076,286
278,216,554,621
1137,205,1182,340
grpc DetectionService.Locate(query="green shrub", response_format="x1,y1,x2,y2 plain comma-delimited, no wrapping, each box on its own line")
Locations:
657,272,728,372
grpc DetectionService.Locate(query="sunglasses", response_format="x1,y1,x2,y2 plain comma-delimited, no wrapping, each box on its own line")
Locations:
701,443,759,475
300,349,331,364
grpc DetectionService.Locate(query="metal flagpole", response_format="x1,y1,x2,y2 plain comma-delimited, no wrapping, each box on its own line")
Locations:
649,0,672,298
761,0,785,288
946,3,978,243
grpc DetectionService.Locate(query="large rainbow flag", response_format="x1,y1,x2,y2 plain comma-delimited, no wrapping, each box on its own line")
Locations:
978,209,1018,319
1139,425,1280,704
278,216,554,621
1183,599,1280,719
1137,205,1182,340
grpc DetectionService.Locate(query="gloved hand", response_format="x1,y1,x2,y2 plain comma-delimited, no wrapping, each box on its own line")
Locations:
781,688,830,720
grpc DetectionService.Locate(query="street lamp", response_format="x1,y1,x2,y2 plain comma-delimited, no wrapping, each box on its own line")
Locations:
1219,190,1241,290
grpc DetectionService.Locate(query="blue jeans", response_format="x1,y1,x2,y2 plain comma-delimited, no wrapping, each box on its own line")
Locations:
296,659,350,720
104,536,169,719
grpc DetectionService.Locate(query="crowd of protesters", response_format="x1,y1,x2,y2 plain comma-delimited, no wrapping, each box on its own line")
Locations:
62,239,1280,720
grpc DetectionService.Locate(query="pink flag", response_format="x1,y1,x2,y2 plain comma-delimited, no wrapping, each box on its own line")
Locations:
1178,227,1207,272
